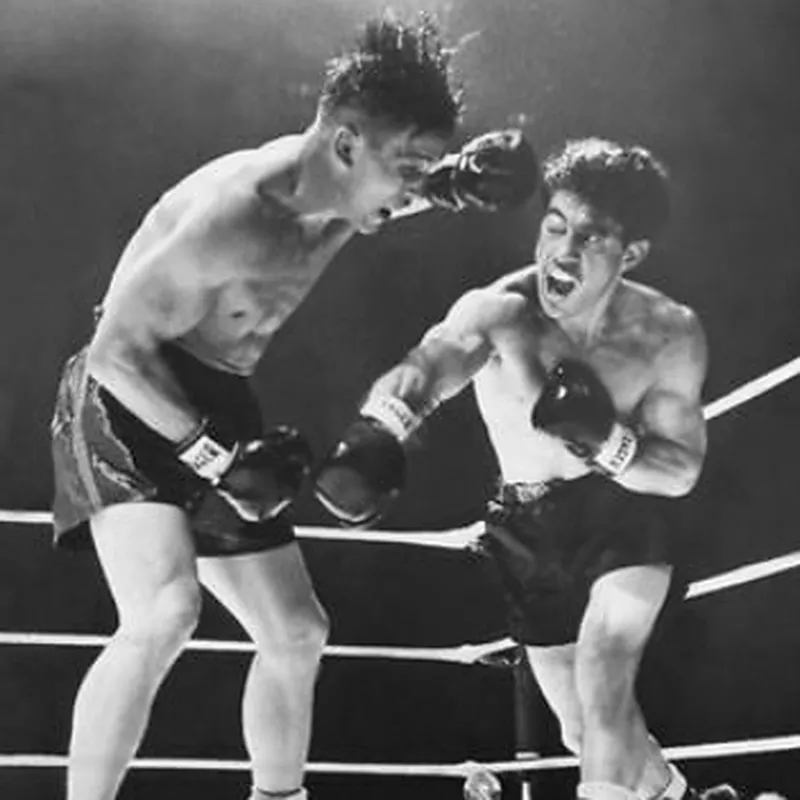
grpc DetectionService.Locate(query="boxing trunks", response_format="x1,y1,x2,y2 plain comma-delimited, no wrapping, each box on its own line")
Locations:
50,342,295,556
475,475,685,646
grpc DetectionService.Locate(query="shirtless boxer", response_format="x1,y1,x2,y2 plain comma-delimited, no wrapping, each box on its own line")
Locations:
315,137,730,800
49,13,538,800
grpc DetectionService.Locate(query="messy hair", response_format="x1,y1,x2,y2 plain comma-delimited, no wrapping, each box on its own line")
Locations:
542,138,671,243
320,12,463,138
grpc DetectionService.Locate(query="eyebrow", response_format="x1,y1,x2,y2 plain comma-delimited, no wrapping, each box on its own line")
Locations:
543,207,613,236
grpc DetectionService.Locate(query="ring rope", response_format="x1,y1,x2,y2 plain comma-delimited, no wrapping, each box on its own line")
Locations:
1,543,798,660
702,355,800,421
0,630,517,663
0,733,798,775
0,355,798,663
0,353,798,533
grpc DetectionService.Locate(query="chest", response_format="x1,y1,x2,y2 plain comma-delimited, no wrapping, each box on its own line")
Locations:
477,314,663,418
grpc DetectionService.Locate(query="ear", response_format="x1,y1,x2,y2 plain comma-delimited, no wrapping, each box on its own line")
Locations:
621,239,650,272
333,124,363,170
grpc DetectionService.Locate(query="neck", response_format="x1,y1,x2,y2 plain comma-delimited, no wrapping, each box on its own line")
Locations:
282,125,344,227
559,281,622,348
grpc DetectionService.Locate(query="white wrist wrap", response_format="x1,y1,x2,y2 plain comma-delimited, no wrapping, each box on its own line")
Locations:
593,421,638,477
360,394,420,441
176,421,235,483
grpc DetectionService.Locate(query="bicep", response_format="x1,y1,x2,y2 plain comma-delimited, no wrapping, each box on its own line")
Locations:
637,316,709,455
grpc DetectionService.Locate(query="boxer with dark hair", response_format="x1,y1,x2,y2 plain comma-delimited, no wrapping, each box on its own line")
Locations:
316,137,733,800
50,12,538,800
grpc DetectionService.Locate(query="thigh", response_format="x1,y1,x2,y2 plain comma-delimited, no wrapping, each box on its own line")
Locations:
90,502,199,622
197,542,327,645
581,565,672,652
576,565,672,690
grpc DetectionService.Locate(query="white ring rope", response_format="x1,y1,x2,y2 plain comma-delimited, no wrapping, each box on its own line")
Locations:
0,355,798,659
0,358,797,781
0,352,797,533
0,733,798,775
1,543,798,659
0,630,517,663
702,355,800,421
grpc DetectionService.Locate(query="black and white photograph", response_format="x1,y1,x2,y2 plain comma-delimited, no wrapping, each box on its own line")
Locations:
0,1,798,798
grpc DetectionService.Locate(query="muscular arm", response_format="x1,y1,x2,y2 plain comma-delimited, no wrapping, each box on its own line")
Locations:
362,288,517,432
87,191,238,443
616,311,709,497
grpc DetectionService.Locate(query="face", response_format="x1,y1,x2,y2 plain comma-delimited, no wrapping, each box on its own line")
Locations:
334,125,447,234
535,190,639,320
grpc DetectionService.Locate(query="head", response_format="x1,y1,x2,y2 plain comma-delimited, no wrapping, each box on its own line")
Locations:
313,12,463,232
534,137,670,319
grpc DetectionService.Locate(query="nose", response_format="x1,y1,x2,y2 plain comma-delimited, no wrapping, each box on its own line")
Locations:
551,233,582,264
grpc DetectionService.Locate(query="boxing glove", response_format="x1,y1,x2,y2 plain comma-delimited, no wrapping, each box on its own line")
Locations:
531,359,638,477
176,421,313,522
314,395,419,527
422,128,539,213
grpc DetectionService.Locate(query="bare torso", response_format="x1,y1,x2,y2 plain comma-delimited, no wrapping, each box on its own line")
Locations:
473,266,695,483
100,137,354,375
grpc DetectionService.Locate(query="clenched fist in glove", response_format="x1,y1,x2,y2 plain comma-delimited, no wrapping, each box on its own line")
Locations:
422,128,539,212
314,395,420,527
531,359,639,477
176,421,313,522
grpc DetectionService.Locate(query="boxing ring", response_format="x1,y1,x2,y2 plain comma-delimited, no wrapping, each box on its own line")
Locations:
0,355,799,790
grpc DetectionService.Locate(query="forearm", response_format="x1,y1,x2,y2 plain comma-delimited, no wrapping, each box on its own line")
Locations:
87,341,200,443
614,436,704,497
365,340,482,425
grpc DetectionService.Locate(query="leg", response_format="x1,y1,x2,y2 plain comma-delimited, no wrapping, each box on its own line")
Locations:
574,565,673,797
526,643,583,755
198,542,329,796
68,503,202,800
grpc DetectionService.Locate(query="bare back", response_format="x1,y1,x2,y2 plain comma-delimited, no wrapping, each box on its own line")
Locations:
100,137,354,376
473,266,706,484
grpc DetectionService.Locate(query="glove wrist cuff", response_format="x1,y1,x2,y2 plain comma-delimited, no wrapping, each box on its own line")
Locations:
176,418,236,484
360,394,421,442
592,421,638,477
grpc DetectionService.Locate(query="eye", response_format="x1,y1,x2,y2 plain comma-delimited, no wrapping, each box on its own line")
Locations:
542,220,566,236
397,164,426,183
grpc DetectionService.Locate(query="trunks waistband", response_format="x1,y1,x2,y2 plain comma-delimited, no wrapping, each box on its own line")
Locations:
497,480,561,505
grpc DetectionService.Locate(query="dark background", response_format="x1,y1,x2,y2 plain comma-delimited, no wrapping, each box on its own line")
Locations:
1,0,799,797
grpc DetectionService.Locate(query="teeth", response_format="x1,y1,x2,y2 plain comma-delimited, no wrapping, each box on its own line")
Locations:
550,265,578,283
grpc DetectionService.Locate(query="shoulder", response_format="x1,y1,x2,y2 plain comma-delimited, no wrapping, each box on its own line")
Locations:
155,136,304,227
624,281,708,388
624,280,705,350
447,266,538,330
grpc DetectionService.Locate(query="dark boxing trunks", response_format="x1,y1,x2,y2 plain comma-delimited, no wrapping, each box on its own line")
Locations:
475,476,683,646
50,342,295,557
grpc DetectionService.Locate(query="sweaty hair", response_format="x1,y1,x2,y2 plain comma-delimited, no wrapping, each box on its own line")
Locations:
542,138,671,243
319,12,463,138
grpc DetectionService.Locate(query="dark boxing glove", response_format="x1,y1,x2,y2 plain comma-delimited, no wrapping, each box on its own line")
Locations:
176,421,313,522
531,359,638,477
421,128,539,213
314,395,420,527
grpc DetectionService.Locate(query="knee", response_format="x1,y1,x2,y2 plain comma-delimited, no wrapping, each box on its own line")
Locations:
560,720,583,755
257,602,330,665
118,579,202,654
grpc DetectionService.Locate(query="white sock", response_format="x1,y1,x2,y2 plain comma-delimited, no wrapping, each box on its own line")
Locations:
250,788,307,800
578,782,638,800
644,764,688,800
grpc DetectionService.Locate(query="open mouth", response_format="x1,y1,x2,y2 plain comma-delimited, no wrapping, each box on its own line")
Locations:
545,264,581,299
